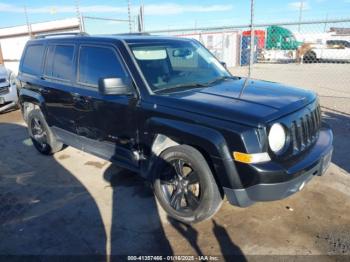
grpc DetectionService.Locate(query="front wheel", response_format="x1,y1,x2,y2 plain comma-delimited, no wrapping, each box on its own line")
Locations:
153,145,223,224
303,51,318,63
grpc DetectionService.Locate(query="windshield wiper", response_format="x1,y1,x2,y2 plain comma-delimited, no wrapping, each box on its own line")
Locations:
154,82,207,94
154,76,238,94
203,76,236,86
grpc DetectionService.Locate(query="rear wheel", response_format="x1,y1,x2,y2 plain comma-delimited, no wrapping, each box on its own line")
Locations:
27,109,63,155
303,51,318,63
153,145,223,224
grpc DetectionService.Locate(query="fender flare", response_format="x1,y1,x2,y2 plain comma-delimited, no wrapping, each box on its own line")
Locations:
19,88,48,122
145,117,243,189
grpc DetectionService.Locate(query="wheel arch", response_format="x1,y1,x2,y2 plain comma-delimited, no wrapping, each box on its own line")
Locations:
19,89,47,123
146,117,243,190
306,49,319,58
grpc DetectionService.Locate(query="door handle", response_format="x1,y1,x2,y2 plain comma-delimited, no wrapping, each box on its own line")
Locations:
39,88,50,95
72,93,82,100
72,93,91,103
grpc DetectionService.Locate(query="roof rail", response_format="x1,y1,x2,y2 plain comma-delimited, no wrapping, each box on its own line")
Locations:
112,32,150,36
35,32,89,39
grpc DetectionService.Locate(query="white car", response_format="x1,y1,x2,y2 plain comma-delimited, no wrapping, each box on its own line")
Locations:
0,65,18,113
304,40,350,63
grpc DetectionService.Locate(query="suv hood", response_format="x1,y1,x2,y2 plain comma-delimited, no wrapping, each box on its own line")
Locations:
156,78,316,127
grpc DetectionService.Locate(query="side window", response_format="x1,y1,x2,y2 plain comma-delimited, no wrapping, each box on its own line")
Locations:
78,46,128,87
22,44,45,75
45,45,74,81
44,45,55,76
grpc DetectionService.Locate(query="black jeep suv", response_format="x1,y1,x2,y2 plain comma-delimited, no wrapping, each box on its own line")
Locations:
18,33,333,223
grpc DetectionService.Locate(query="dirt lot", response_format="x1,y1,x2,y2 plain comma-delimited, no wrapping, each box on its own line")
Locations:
0,64,350,260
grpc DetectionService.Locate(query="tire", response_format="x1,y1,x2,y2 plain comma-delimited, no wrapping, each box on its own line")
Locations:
303,51,317,63
27,109,63,155
153,145,223,224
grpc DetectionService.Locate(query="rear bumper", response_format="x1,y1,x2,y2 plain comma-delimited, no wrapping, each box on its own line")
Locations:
224,126,333,207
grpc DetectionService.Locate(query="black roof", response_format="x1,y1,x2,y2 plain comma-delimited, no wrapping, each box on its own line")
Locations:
30,33,192,45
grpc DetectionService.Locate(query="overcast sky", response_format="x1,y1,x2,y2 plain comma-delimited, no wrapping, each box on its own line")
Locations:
0,0,349,33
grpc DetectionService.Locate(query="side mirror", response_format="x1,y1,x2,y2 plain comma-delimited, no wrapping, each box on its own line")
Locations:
98,77,133,95
220,61,227,69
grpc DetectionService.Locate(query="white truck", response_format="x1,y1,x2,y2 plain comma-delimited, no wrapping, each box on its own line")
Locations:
303,40,350,63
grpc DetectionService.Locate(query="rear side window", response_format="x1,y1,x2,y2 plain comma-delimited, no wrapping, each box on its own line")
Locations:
78,46,128,87
22,44,45,75
45,45,74,81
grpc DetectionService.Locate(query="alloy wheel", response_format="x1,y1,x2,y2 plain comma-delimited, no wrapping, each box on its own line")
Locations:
31,117,49,151
160,159,201,213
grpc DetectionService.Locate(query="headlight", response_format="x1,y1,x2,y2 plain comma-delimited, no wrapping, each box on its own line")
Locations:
268,123,287,154
9,74,16,86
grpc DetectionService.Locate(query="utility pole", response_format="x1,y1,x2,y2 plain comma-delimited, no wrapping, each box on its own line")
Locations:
298,0,304,32
127,0,132,33
24,5,33,38
323,13,329,32
139,0,145,31
75,0,83,32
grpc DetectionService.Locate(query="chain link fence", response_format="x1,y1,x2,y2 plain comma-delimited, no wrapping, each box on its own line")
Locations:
81,15,135,35
145,19,350,115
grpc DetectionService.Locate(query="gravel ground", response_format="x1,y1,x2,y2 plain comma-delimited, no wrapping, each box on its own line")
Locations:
0,63,349,260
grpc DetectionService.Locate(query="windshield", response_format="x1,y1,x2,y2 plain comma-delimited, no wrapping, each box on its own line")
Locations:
130,40,231,93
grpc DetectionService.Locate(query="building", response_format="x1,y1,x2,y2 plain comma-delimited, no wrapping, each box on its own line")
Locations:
0,18,80,74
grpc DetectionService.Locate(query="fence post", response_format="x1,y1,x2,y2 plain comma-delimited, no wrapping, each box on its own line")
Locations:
248,0,255,78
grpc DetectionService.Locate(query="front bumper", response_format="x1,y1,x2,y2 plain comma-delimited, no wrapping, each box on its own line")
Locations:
0,84,18,105
224,126,333,207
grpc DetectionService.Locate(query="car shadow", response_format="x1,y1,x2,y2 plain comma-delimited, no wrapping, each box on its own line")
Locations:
104,151,247,260
1,121,248,260
0,122,107,259
322,107,350,173
103,165,173,259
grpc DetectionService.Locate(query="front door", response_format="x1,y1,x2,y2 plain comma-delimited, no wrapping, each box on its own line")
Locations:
72,43,139,168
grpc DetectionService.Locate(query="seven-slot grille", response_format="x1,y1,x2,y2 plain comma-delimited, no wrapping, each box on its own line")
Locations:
290,105,322,155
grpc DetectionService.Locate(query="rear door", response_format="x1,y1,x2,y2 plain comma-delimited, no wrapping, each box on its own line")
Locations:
72,43,139,167
42,43,78,133
19,43,46,101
